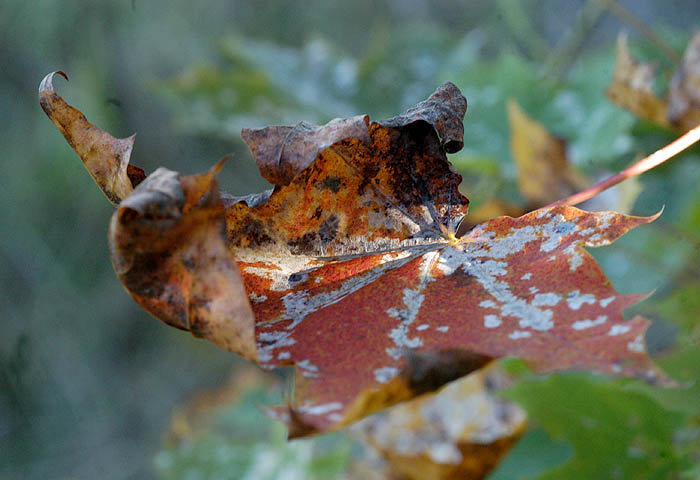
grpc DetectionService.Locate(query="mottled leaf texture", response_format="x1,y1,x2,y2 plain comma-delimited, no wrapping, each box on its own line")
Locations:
41,74,667,437
241,81,466,188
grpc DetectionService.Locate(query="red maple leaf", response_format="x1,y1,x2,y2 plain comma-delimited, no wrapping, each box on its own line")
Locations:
40,73,668,437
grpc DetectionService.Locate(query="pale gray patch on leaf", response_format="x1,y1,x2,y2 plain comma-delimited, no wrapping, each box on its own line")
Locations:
608,324,631,336
572,315,608,330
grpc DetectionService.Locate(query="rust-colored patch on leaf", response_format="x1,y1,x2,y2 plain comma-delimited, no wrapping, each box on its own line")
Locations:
39,71,144,204
242,200,665,433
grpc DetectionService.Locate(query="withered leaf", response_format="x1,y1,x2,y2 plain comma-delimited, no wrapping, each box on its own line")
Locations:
242,116,371,187
40,72,256,360
668,32,700,125
110,165,257,361
42,75,667,437
241,82,466,187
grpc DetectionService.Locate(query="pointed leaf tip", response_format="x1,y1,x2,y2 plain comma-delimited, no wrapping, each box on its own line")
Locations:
212,154,230,175
39,70,143,205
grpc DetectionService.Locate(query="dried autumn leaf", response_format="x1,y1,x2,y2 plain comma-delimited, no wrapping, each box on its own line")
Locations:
507,100,588,207
606,33,665,127
607,33,700,132
242,80,468,189
41,75,668,438
241,116,371,187
668,32,700,126
109,165,258,361
353,367,526,480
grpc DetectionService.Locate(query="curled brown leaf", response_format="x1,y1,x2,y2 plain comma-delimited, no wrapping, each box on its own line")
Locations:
109,166,257,361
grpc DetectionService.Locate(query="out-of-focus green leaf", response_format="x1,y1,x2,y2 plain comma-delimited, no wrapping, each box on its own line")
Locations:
625,346,700,416
653,282,700,345
503,374,689,479
592,223,695,294
486,428,572,480
154,387,351,480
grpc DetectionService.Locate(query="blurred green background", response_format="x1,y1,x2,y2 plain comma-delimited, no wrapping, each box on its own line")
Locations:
1,1,699,479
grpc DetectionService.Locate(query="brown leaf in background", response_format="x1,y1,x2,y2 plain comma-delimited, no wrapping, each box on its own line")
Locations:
39,72,145,204
507,100,588,207
607,33,700,132
668,32,700,127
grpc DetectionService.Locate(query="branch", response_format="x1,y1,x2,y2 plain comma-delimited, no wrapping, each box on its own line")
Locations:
547,123,700,208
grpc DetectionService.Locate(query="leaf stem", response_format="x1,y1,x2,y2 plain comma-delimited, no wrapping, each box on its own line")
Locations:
547,123,700,208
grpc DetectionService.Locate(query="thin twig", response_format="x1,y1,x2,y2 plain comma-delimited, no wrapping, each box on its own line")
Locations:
543,0,607,80
597,0,682,66
546,123,700,208
496,0,551,61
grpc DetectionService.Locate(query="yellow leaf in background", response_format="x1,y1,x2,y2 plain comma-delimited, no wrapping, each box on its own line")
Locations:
507,100,588,207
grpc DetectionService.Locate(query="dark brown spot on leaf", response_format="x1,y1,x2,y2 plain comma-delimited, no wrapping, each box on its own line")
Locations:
402,349,493,395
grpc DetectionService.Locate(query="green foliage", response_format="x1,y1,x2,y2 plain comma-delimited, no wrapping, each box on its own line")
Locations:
503,374,690,479
487,428,572,480
154,389,351,480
